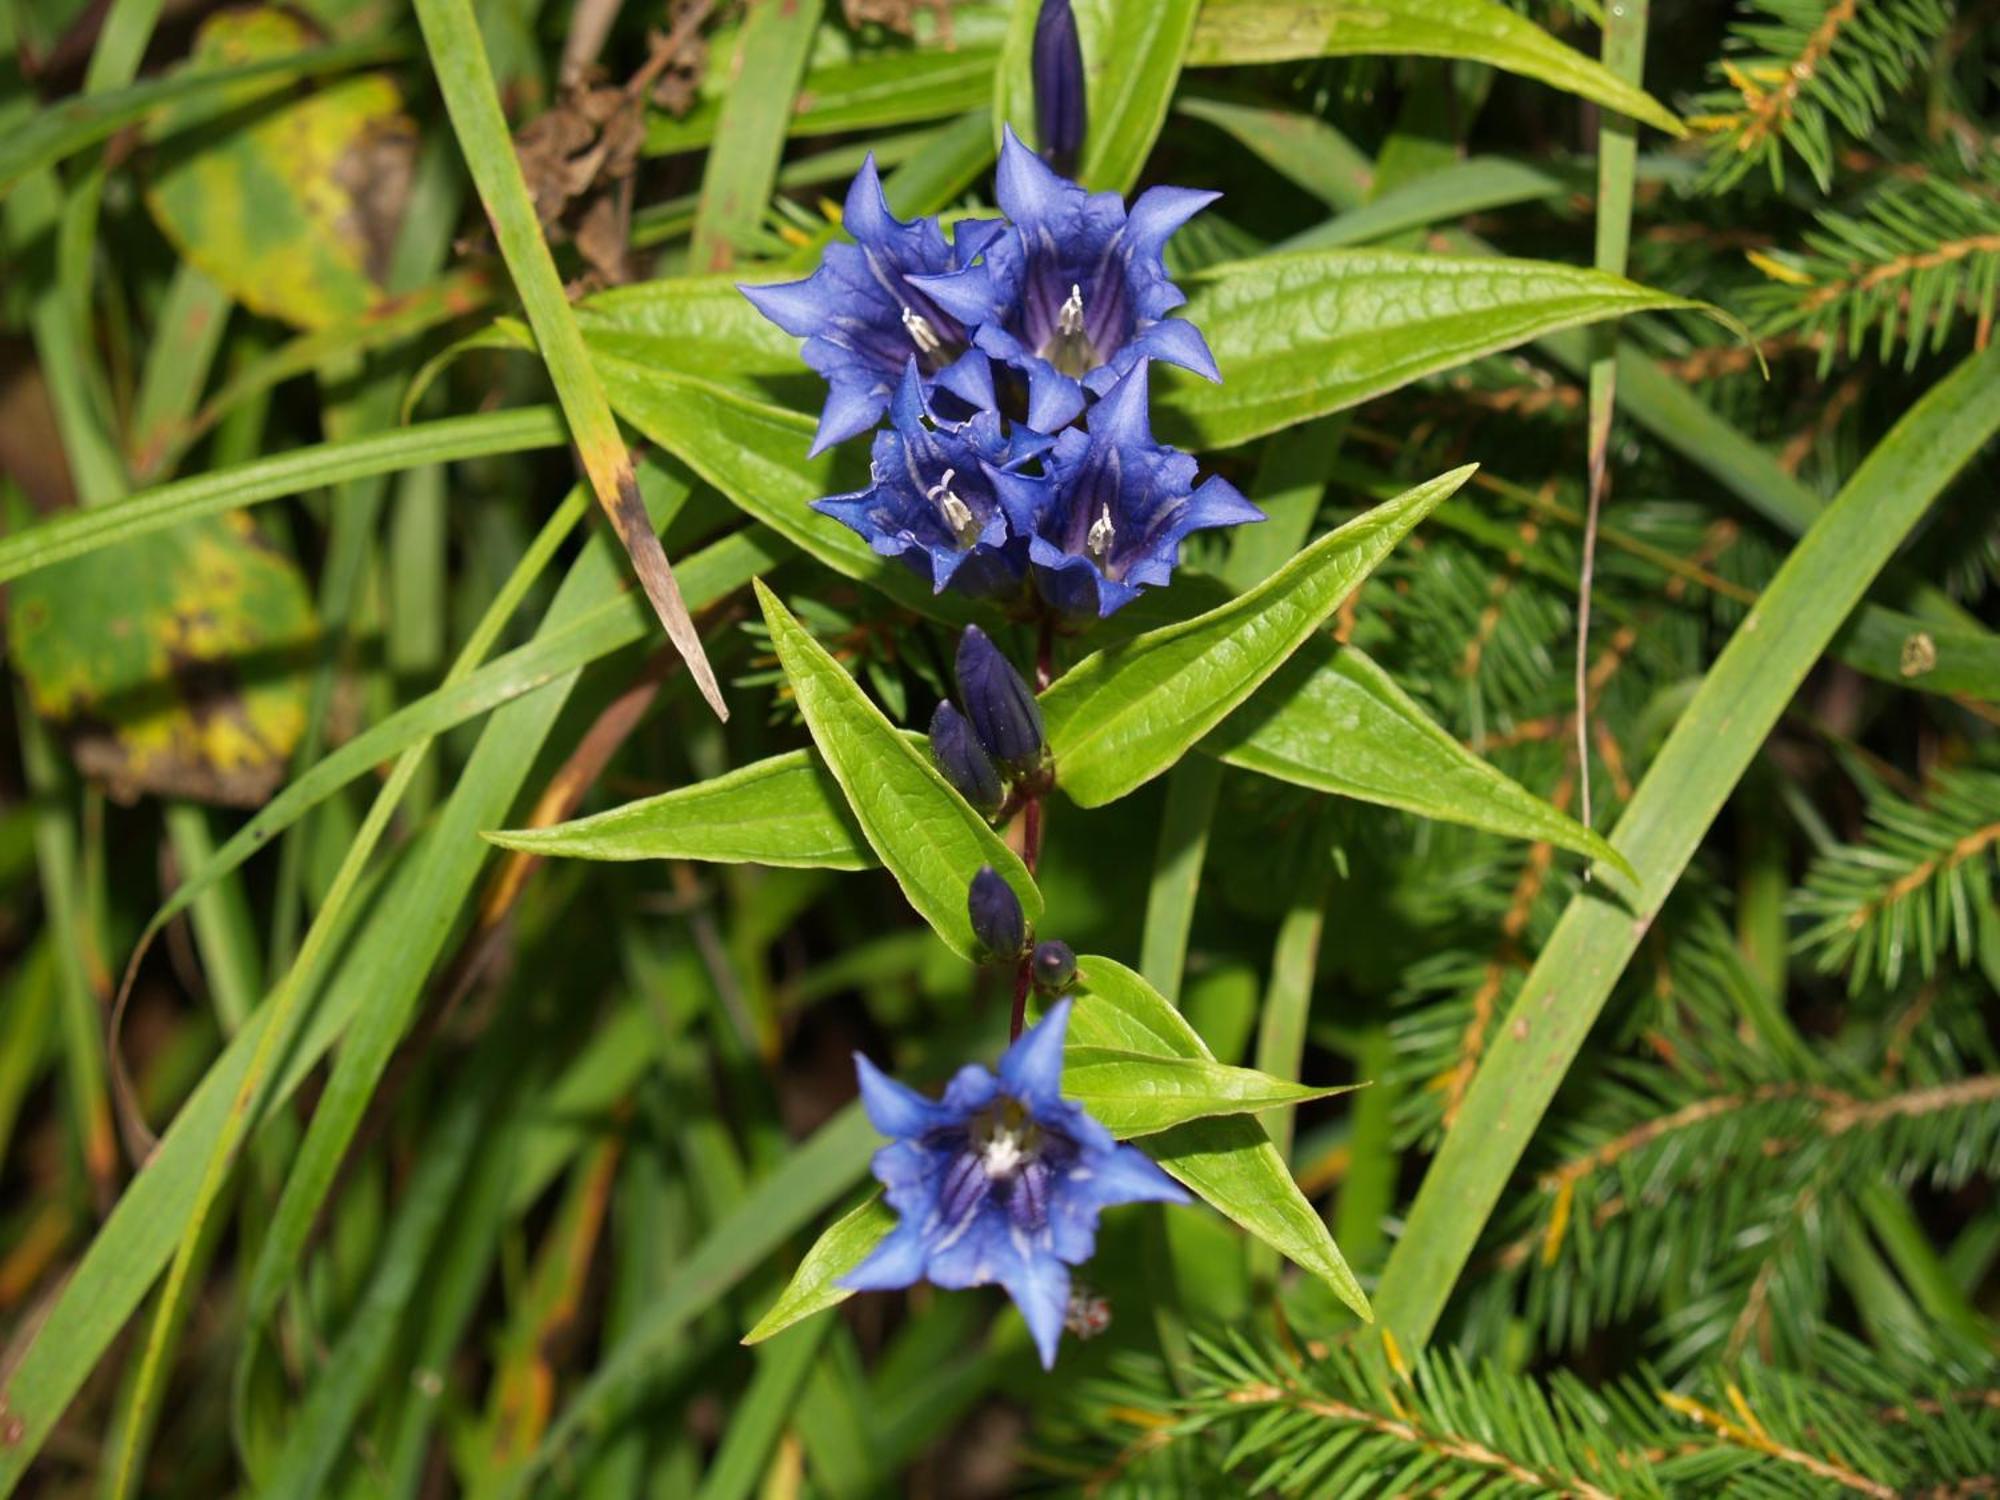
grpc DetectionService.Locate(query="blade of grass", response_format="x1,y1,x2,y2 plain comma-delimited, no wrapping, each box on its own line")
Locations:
693,1319,834,1500
14,691,116,1209
0,508,773,1497
1576,0,1649,834
1247,819,1333,1286
510,1103,880,1495
1137,757,1224,1005
1372,342,2000,1348
412,0,728,717
689,0,825,273
0,406,567,584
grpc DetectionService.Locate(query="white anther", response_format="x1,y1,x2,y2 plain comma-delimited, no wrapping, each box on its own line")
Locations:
1086,503,1115,559
982,1128,1029,1179
926,468,976,539
902,306,942,354
1057,282,1085,337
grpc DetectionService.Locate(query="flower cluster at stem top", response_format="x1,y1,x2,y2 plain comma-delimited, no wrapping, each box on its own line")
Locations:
741,129,1263,618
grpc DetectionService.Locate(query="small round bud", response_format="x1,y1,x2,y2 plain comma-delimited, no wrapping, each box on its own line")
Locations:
1031,940,1077,995
967,866,1027,961
955,625,1046,774
929,701,1004,817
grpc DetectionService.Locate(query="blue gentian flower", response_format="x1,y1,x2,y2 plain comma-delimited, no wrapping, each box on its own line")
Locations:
910,127,1221,434
740,155,1003,455
813,363,1051,597
841,998,1190,1368
991,362,1264,617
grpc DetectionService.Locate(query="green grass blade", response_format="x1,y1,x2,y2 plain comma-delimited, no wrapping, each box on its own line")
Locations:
689,0,824,272
413,0,727,716
1372,342,2000,1348
0,406,566,585
1137,757,1224,1005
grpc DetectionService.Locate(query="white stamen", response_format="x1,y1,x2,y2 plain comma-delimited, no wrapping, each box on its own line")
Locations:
1086,503,1115,559
1057,282,1085,337
926,468,976,540
982,1128,1029,1179
902,306,942,354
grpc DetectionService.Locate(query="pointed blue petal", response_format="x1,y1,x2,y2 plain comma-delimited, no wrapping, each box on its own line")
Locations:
999,1251,1071,1369
907,267,1000,329
951,215,1008,264
842,153,896,245
1000,997,1071,1107
1083,1144,1193,1209
995,124,1071,226
1135,317,1221,382
1022,362,1087,434
934,348,996,413
839,1221,930,1291
854,1053,946,1139
987,464,1052,536
1126,186,1221,252
740,275,833,338
1088,360,1154,447
888,358,930,431
809,381,889,455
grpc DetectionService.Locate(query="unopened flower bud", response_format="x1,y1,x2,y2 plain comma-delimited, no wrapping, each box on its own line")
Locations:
956,625,1045,774
1032,0,1086,177
1031,940,1077,995
968,866,1027,961
930,701,1004,816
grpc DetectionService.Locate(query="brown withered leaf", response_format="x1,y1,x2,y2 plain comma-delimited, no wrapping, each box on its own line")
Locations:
511,4,721,292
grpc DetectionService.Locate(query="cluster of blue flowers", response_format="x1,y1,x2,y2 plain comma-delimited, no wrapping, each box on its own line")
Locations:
742,129,1262,617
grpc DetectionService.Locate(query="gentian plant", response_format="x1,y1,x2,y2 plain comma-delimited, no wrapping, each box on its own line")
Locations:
19,0,1999,1493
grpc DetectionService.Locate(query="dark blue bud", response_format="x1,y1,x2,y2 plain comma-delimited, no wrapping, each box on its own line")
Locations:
968,866,1027,961
1032,0,1086,177
955,625,1045,774
930,701,1004,817
1031,940,1077,995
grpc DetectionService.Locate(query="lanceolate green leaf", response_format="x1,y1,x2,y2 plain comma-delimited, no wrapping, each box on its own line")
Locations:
1187,0,1683,137
756,581,1040,960
591,354,980,626
0,407,566,585
995,0,1203,194
1156,250,1707,450
744,1195,895,1346
1043,467,1473,808
1063,956,1368,1318
1374,342,2000,1350
576,275,805,379
1061,1048,1355,1136
1204,640,1634,878
486,750,873,870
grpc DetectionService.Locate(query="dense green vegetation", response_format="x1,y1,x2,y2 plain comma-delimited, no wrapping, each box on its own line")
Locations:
0,0,1996,1494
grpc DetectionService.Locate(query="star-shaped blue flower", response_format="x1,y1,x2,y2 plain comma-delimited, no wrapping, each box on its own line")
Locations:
841,998,1190,1368
911,127,1221,434
991,362,1264,617
813,362,1053,598
741,155,1003,455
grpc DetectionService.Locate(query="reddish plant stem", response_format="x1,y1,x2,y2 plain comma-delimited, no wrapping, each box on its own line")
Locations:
1011,611,1058,1040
